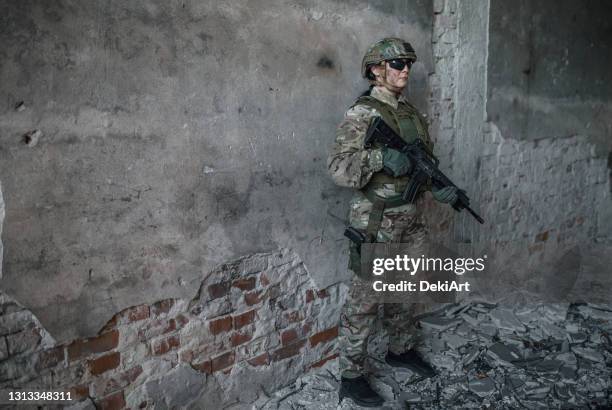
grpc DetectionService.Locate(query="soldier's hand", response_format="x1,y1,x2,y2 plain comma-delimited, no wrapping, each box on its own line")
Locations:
432,186,458,204
381,147,412,177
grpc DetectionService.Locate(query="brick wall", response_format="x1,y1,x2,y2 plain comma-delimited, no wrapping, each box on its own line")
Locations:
0,250,344,409
427,0,610,266
426,0,460,237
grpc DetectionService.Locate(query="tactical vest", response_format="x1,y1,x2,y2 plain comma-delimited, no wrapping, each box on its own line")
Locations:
351,95,434,243
356,95,432,146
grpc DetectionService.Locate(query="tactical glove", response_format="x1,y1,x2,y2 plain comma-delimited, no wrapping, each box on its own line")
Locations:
381,147,412,177
432,186,458,204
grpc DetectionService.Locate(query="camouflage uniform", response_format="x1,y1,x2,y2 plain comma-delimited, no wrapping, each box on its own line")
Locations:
328,85,433,378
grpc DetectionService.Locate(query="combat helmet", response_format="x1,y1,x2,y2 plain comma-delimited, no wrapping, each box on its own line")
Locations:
361,37,417,79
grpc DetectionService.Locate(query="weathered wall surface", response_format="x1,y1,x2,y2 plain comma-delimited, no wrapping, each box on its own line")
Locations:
447,0,612,301
0,250,343,408
0,0,611,406
487,0,612,156
0,0,433,342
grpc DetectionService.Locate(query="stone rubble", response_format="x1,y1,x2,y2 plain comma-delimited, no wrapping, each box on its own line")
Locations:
261,302,612,409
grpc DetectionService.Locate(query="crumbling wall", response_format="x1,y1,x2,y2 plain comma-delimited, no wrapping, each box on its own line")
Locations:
487,0,612,153
1,0,610,405
433,0,612,301
0,0,433,342
0,250,344,408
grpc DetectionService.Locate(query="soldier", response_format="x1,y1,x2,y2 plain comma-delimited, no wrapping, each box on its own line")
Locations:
327,38,459,407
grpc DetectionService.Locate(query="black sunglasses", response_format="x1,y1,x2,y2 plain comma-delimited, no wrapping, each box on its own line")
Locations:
387,59,413,71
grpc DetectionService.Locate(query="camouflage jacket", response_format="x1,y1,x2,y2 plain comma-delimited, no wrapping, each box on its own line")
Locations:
327,86,432,199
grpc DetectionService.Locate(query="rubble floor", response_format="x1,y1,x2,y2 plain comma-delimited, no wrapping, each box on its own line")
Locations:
255,302,612,409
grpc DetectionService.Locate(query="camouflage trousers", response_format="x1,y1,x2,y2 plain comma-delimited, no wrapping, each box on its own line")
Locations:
339,193,428,378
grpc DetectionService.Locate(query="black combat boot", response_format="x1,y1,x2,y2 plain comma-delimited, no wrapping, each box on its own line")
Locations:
385,349,436,378
339,375,384,407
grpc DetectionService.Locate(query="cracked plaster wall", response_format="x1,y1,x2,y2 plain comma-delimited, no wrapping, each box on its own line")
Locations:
1,0,611,405
0,0,610,381
0,0,433,342
433,0,612,302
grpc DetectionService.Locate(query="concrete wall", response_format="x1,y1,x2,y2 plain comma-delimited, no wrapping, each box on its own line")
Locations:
1,0,611,406
449,0,612,302
0,0,433,342
487,0,612,155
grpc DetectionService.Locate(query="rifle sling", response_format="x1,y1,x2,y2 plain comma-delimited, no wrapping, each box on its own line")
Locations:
365,199,385,242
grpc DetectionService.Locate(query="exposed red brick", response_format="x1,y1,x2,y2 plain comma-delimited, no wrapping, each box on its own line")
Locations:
231,330,253,347
152,335,180,356
284,311,302,324
305,289,315,303
164,319,177,334
138,318,177,341
70,384,90,400
260,273,270,286
179,341,225,365
211,351,235,372
280,322,312,346
309,327,339,347
152,299,175,316
191,360,212,374
234,310,256,330
114,365,143,389
180,348,195,363
209,316,233,335
247,353,270,367
281,329,298,346
36,346,64,371
208,282,231,299
316,289,330,298
271,340,306,362
232,277,256,291
68,330,119,361
125,364,143,381
309,353,339,369
89,352,121,376
101,315,118,332
244,290,262,306
96,390,125,410
98,365,144,397
535,231,549,242
301,321,313,335
175,314,189,328
126,305,150,323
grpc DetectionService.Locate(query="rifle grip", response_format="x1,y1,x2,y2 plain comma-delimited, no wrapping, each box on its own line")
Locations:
402,171,427,203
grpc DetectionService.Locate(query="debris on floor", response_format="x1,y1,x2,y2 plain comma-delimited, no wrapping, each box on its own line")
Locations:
259,302,612,409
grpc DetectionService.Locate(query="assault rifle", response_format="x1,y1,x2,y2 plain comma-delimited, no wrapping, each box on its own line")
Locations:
364,117,484,224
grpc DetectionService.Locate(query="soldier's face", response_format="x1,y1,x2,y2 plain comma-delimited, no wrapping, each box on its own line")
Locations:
383,60,410,90
371,60,410,93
